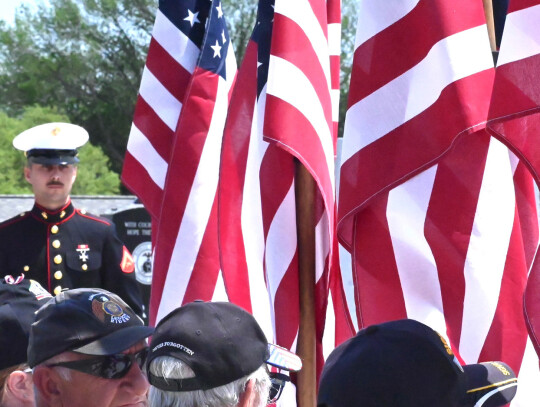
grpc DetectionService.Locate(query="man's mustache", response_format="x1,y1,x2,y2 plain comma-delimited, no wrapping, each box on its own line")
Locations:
47,181,64,186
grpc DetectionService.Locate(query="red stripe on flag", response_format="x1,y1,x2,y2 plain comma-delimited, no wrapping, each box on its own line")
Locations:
425,132,490,348
132,97,175,159
181,198,221,305
339,70,494,249
348,0,489,108
146,38,190,102
352,194,406,325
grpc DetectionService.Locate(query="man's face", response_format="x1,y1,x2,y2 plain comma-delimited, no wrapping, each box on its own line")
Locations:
24,163,77,210
49,342,149,407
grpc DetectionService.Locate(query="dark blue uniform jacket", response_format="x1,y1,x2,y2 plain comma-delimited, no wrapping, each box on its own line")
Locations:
0,200,143,315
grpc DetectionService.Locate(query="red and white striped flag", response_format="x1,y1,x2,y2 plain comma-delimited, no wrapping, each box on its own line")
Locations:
121,0,236,324
218,0,339,399
337,1,540,404
487,0,540,182
485,0,540,361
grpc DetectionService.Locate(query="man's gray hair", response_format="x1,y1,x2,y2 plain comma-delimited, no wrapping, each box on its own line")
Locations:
35,353,73,381
148,356,271,407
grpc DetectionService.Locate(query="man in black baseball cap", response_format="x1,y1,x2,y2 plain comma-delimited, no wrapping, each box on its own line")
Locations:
29,288,154,407
147,301,302,407
0,275,51,407
318,319,518,407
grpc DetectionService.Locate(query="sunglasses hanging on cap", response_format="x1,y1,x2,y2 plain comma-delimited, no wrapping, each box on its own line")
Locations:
267,371,290,403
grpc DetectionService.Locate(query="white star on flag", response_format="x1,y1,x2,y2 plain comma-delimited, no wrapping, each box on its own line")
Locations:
184,9,200,26
221,30,227,43
216,2,223,18
210,40,222,58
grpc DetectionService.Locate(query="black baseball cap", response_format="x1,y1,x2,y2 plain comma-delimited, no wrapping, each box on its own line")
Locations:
147,301,302,391
318,319,518,407
28,288,154,368
0,276,52,370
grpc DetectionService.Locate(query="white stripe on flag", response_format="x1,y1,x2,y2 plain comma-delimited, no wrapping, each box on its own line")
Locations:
139,67,182,131
496,5,540,66
388,165,448,336
460,139,516,363
343,25,493,163
156,79,230,322
267,56,334,188
153,9,199,73
126,124,168,189
354,0,420,48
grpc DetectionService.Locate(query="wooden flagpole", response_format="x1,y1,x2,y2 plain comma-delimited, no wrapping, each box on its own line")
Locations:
295,160,317,407
483,0,498,52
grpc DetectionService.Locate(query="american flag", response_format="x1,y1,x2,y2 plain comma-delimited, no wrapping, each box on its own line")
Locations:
121,0,236,324
487,0,540,183
485,0,540,361
337,0,540,404
217,0,339,399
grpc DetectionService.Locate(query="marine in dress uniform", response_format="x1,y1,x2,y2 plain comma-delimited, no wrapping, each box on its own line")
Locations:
0,123,143,315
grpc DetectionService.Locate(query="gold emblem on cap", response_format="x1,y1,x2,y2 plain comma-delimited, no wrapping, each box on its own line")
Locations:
51,225,59,234
23,265,29,272
54,286,62,295
490,362,511,376
51,127,61,136
82,264,88,271
52,239,61,249
41,212,48,220
436,333,453,356
53,255,62,264
54,271,63,280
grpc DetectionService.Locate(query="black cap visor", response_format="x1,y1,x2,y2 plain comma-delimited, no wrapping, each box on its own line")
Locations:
74,325,155,356
461,362,518,407
27,149,79,165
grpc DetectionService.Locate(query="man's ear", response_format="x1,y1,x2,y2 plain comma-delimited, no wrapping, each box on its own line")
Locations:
24,166,31,183
4,370,34,403
238,379,258,407
32,366,62,404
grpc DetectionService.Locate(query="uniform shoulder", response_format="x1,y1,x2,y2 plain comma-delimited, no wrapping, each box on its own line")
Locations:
0,211,31,229
75,208,114,226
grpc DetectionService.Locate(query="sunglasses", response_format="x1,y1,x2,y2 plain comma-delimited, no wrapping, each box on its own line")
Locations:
46,347,148,379
268,371,290,403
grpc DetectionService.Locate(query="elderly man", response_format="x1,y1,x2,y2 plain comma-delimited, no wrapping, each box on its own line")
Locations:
0,276,51,407
318,319,519,407
29,288,154,407
0,122,143,315
146,301,302,407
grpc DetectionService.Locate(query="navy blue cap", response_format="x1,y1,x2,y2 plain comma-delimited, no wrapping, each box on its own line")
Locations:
28,288,154,368
318,319,518,407
0,275,52,369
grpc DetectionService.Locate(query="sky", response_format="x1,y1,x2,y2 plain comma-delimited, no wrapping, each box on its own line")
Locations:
1,0,36,24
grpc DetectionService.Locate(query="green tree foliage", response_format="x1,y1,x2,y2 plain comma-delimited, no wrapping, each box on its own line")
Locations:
0,106,120,194
0,0,156,173
0,0,356,181
222,0,257,64
339,0,357,138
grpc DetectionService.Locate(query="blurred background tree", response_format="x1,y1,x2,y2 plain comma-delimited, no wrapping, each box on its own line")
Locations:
0,0,355,194
0,106,120,194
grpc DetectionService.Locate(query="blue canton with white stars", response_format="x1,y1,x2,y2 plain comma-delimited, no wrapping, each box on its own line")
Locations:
253,0,275,97
159,0,230,79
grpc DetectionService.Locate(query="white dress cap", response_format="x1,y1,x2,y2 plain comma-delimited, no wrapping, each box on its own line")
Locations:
13,122,89,151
